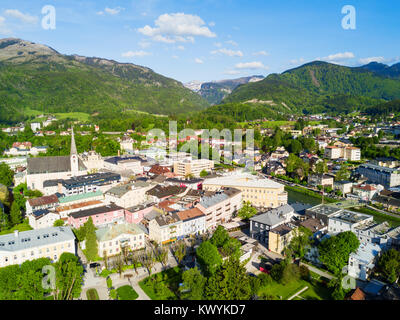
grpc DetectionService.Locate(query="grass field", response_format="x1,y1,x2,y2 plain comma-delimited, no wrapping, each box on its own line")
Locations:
116,285,139,300
258,279,332,300
53,112,91,122
139,267,183,300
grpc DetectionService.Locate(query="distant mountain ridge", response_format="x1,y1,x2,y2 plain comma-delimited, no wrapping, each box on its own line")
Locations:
185,75,264,105
223,60,400,114
0,38,209,124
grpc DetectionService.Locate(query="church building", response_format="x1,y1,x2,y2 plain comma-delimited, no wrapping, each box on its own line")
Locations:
26,128,87,192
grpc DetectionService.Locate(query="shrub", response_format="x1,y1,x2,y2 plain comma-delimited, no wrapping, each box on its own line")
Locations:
86,288,99,300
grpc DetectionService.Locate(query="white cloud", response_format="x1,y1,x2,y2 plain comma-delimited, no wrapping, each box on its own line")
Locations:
96,11,104,15
172,55,179,59
235,61,269,70
138,13,216,44
214,42,222,48
177,45,185,50
358,56,390,65
122,50,152,58
224,70,241,75
209,22,215,27
226,40,238,46
0,16,12,35
104,7,124,15
211,48,243,57
253,51,269,56
4,9,38,24
290,58,305,65
195,58,204,64
138,41,151,49
318,52,355,62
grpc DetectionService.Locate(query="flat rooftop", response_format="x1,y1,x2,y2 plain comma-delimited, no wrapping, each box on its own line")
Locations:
330,210,372,224
306,204,342,217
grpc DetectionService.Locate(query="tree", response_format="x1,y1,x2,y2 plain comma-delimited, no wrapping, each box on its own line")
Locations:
196,241,222,276
54,253,84,300
180,267,206,300
84,217,98,262
0,163,14,187
10,201,22,226
155,245,169,270
237,201,257,220
378,248,400,283
205,257,252,300
318,231,360,275
315,160,328,175
200,170,209,178
210,226,230,248
173,241,186,265
53,219,65,227
141,250,155,277
221,237,242,259
0,205,10,231
289,227,313,258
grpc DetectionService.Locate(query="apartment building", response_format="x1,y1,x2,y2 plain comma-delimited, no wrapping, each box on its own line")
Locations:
203,173,287,209
173,159,214,178
357,163,400,188
308,174,334,188
176,207,206,237
196,188,242,230
327,210,373,235
148,212,182,244
28,210,61,230
324,146,361,161
67,203,126,229
268,223,297,255
250,204,297,245
60,172,121,196
0,227,76,268
96,223,146,258
105,181,153,208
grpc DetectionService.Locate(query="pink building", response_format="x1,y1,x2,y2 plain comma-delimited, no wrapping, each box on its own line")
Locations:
125,205,155,224
68,203,125,229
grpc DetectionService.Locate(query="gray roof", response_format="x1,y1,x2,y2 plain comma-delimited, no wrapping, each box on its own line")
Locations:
96,223,145,242
27,156,86,174
199,192,229,209
250,204,295,226
0,227,75,253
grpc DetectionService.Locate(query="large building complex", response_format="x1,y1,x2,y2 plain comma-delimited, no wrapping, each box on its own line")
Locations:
203,173,287,209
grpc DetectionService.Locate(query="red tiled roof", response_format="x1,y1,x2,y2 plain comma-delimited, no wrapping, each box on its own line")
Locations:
28,194,59,207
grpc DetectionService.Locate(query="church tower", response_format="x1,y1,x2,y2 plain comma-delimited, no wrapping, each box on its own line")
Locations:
70,127,79,176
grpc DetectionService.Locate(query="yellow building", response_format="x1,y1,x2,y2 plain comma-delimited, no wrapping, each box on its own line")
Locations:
173,159,214,178
268,224,297,254
202,173,287,209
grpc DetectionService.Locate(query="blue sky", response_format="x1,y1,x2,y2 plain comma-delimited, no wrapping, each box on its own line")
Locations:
0,0,399,83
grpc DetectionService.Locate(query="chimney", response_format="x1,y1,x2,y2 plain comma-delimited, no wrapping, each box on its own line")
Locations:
14,230,19,238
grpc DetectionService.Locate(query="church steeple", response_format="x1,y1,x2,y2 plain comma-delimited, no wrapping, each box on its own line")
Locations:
70,127,77,155
70,127,79,175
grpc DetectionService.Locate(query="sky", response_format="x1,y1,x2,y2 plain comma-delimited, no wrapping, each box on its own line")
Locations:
0,0,399,83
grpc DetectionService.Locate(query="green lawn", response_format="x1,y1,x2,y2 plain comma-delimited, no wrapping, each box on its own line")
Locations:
117,285,139,300
138,267,183,300
258,279,332,300
54,112,91,122
86,288,99,300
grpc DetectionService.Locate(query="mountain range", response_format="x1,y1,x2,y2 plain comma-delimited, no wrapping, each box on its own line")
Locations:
223,61,400,114
0,38,209,124
185,76,264,105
